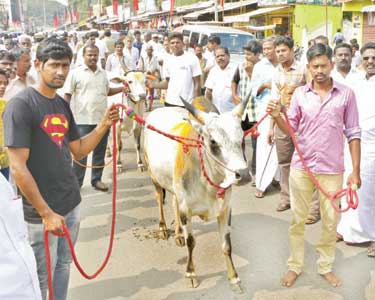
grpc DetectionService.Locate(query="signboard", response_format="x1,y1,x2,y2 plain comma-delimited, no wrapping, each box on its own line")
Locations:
272,17,283,24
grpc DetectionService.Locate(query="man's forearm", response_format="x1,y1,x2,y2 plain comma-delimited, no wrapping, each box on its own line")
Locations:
349,138,361,174
10,162,52,218
73,122,110,160
108,87,123,96
151,80,168,90
272,115,289,135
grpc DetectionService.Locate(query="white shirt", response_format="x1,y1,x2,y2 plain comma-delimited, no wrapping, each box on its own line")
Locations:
0,174,42,300
157,49,172,79
95,38,109,59
137,55,159,73
123,47,139,70
105,53,127,73
4,74,36,101
65,65,109,124
331,67,359,86
164,51,202,106
205,62,237,113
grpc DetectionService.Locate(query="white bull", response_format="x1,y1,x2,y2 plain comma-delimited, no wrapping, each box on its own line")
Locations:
143,99,251,291
108,70,147,172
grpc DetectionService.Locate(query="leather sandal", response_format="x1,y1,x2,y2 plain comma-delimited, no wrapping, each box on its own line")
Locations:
305,214,320,225
276,203,291,212
93,181,109,192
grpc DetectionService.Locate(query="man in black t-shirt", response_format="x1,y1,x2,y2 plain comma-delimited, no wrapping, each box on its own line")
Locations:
3,38,119,300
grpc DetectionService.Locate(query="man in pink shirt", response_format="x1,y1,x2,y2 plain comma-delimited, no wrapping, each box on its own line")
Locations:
268,43,361,287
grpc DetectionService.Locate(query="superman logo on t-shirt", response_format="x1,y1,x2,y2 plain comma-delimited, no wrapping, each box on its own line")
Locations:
40,114,69,149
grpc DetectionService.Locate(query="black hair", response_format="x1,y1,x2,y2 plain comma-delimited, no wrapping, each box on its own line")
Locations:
208,35,221,45
104,30,111,37
314,35,329,45
215,46,230,56
360,42,375,55
10,47,31,60
0,50,16,62
36,37,73,63
306,43,332,62
168,32,183,42
335,38,344,45
115,40,124,47
274,36,294,49
89,31,97,38
0,69,8,81
334,43,352,55
350,38,358,46
134,30,141,35
352,43,360,51
82,44,99,55
243,39,262,54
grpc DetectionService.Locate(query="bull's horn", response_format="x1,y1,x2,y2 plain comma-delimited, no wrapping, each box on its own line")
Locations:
124,70,136,76
180,97,207,124
232,94,252,118
210,102,220,115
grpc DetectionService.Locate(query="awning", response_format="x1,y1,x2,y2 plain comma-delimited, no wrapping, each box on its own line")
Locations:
183,0,258,20
175,1,215,14
224,6,289,23
362,5,375,12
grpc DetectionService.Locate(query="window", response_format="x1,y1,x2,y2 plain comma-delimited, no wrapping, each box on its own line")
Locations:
190,32,199,47
215,33,254,54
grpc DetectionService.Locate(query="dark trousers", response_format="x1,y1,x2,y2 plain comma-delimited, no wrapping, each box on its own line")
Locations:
0,167,9,180
241,117,257,176
73,125,109,187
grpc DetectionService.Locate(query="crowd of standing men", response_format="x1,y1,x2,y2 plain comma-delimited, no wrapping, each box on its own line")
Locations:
0,27,374,299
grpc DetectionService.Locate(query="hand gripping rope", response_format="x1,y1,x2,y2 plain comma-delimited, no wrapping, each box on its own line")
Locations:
43,102,359,299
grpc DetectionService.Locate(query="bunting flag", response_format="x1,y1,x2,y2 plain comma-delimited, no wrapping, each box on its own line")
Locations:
72,4,79,23
134,0,139,11
221,0,224,7
53,12,60,28
113,0,118,15
170,0,175,16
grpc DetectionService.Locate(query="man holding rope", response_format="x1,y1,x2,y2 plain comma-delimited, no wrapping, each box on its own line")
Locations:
267,43,361,287
3,37,119,300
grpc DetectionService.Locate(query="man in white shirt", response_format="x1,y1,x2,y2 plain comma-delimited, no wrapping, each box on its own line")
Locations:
0,173,42,300
203,35,221,73
105,40,127,73
123,36,139,71
148,32,201,107
64,45,124,191
331,43,358,85
205,46,237,113
5,47,35,100
140,32,152,59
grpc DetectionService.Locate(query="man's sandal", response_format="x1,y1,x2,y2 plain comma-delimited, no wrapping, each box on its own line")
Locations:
276,203,291,212
305,214,320,225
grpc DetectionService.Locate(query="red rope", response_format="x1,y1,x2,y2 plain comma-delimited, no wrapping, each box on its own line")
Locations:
44,121,119,300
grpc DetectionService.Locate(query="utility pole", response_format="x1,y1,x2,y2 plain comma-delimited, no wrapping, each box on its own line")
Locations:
325,0,328,37
214,0,218,22
43,0,47,29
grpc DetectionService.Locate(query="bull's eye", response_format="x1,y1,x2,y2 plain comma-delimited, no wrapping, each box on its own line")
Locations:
128,80,133,84
210,139,221,155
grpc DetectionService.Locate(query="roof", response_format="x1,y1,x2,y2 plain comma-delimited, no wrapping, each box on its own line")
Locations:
362,5,375,12
183,0,258,20
176,24,255,35
223,6,289,23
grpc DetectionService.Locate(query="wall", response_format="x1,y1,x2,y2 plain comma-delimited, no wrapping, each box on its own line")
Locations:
292,4,342,47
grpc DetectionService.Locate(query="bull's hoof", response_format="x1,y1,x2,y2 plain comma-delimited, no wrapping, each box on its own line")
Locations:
158,224,169,240
229,277,243,294
175,235,185,247
185,272,199,288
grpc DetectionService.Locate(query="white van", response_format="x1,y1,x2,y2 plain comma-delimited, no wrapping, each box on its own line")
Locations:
174,25,255,65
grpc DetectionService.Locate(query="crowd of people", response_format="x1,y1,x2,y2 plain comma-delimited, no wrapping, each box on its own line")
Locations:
0,27,374,299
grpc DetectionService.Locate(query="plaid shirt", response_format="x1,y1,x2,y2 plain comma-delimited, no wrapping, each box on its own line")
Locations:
271,60,306,110
238,63,256,122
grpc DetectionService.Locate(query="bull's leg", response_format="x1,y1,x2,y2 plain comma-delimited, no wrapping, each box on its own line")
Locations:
172,195,184,247
217,208,242,293
181,214,199,288
134,123,144,172
116,123,123,172
154,183,168,239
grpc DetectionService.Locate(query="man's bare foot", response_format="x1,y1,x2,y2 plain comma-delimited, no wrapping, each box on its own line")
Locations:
322,272,342,287
281,270,299,287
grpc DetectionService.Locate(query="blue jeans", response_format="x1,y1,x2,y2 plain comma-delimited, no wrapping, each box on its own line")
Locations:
27,204,80,300
73,124,109,187
0,167,9,180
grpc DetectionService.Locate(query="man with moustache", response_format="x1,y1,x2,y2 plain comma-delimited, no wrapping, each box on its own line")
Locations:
3,37,119,300
64,45,124,191
331,43,358,85
0,50,15,80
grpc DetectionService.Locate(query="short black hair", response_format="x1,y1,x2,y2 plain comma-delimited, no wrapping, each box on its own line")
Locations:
215,46,229,56
274,36,294,49
334,43,352,55
168,32,183,42
360,42,375,55
314,35,329,45
0,50,15,62
104,30,111,37
10,47,31,60
350,38,358,46
115,40,124,47
82,44,99,55
0,69,8,80
89,31,97,38
208,35,221,45
352,43,360,51
306,43,332,62
134,30,141,35
36,37,73,63
243,39,262,54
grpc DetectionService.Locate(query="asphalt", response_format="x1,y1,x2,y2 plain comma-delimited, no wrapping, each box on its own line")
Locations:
68,101,375,300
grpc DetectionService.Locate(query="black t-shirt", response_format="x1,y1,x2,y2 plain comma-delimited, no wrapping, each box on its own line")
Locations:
3,87,81,223
232,67,240,84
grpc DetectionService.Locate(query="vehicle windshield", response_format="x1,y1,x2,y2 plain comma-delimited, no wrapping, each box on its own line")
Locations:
215,33,254,54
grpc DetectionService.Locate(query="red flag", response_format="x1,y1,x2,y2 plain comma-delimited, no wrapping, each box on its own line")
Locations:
170,0,175,16
53,13,60,28
113,0,118,15
134,0,138,11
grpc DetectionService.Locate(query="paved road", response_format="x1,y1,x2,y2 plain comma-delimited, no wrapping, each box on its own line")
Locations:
68,103,375,300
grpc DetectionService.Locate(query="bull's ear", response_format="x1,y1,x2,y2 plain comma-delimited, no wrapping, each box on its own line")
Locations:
181,97,208,124
232,95,251,118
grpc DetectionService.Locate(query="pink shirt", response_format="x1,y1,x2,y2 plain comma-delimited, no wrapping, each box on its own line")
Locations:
288,80,361,174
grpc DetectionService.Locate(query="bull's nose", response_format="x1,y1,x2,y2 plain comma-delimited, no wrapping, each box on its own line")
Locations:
234,168,252,185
